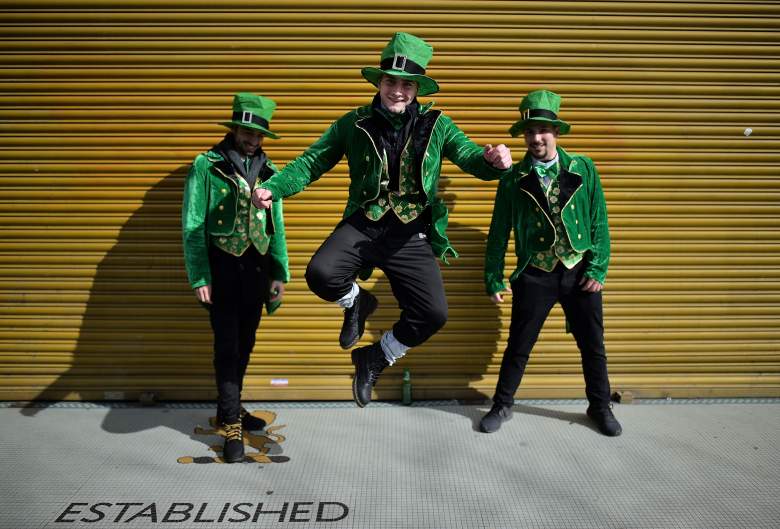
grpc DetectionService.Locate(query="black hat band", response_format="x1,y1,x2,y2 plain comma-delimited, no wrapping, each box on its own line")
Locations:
522,108,558,121
379,54,426,76
232,111,270,130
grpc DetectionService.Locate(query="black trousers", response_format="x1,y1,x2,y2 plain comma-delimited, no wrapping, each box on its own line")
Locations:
305,213,447,348
493,261,612,409
208,245,269,423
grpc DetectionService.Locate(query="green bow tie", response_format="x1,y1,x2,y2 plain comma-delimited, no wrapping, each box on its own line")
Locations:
534,163,555,188
534,164,550,177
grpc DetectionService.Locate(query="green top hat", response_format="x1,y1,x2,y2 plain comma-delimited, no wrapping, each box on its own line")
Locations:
509,89,571,137
220,93,280,139
361,32,439,96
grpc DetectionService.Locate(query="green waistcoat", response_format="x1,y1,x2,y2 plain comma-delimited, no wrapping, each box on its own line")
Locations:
529,162,583,271
212,173,272,256
364,136,424,223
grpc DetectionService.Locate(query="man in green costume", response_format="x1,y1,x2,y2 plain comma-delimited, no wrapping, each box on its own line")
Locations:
182,93,290,461
480,89,621,436
252,32,512,407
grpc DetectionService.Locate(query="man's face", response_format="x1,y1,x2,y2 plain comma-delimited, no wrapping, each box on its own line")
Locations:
379,75,418,114
233,126,265,157
523,123,559,161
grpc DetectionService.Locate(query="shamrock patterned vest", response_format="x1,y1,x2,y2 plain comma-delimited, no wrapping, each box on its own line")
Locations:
212,174,271,257
363,136,424,223
530,163,583,271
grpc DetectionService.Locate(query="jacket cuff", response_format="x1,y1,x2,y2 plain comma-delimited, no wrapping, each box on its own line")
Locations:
483,157,512,177
584,271,606,286
190,278,209,290
485,279,506,296
269,262,290,283
259,181,281,199
438,245,459,265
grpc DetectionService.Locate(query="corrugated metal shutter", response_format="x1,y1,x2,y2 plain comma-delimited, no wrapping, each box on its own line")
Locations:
1,1,778,402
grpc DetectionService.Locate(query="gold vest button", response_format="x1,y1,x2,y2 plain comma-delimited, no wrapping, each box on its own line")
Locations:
217,219,223,225
218,205,224,211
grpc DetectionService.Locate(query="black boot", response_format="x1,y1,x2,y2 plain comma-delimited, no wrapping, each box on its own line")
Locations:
351,342,389,407
221,421,245,463
586,404,622,436
339,287,378,349
240,407,266,431
479,403,513,433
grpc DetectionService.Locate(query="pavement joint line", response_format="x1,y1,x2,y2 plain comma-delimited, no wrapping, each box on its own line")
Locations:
3,397,780,409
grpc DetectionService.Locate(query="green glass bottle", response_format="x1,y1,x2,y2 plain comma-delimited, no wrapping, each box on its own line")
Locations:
402,368,412,406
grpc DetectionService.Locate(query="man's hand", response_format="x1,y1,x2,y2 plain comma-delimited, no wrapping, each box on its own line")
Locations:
269,280,285,302
579,276,603,292
195,285,212,304
489,285,512,304
483,144,513,170
252,188,274,209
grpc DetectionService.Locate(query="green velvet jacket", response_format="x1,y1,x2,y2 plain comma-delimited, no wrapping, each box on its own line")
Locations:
484,147,610,295
259,100,508,262
181,149,290,313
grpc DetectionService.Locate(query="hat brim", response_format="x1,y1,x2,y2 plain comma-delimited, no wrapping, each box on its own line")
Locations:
361,67,439,96
509,118,570,137
220,121,280,140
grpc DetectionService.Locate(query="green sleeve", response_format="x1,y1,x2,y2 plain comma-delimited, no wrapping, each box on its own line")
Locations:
585,160,610,284
265,195,288,316
263,159,290,284
260,118,346,199
268,195,290,283
181,155,211,289
429,197,459,264
441,115,510,181
484,176,513,295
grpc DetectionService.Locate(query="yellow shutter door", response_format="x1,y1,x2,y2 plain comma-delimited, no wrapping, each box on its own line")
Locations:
1,1,778,401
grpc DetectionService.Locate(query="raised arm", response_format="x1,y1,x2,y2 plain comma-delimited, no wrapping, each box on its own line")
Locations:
255,119,347,207
441,115,511,181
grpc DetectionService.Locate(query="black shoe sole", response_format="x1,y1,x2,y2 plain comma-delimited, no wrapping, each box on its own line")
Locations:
351,349,368,408
586,410,622,437
222,450,245,463
479,412,511,434
340,294,378,350
479,420,498,433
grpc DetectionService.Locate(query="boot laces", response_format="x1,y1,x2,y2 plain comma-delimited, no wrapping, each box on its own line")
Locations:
223,422,243,442
367,353,388,385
